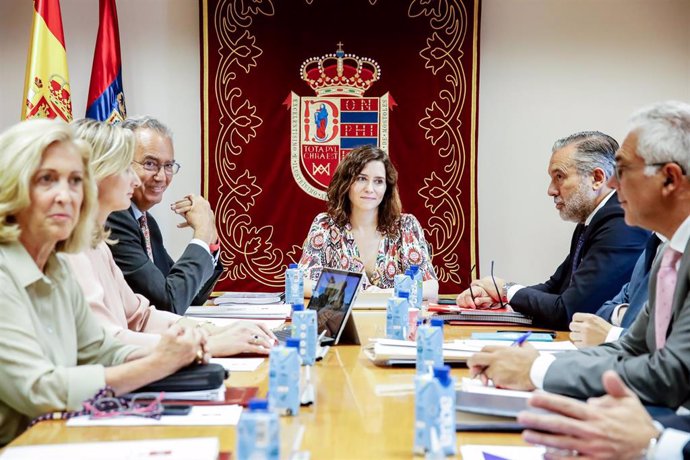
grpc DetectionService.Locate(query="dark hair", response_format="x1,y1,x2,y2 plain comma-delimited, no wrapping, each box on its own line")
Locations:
326,145,402,235
551,131,618,179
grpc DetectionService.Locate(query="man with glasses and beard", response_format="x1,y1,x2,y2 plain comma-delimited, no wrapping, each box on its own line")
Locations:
457,131,649,329
106,116,223,315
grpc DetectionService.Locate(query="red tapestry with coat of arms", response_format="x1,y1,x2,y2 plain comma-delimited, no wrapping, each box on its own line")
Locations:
200,0,480,292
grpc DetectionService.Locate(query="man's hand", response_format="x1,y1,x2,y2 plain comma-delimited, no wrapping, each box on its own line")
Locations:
466,344,539,390
171,194,218,244
569,313,613,348
472,276,506,301
456,285,495,309
518,371,661,460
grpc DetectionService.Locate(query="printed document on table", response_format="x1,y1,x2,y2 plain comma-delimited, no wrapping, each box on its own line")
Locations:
210,357,264,372
193,316,286,330
186,304,291,319
0,437,220,460
66,405,242,427
452,339,577,353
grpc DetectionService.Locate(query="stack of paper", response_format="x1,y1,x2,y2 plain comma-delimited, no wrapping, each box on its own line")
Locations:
0,438,220,460
214,291,283,305
363,339,474,366
210,357,264,372
353,290,391,309
186,303,291,319
456,378,534,417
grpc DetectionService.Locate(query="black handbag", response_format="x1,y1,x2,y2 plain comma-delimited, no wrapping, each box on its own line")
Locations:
135,363,229,393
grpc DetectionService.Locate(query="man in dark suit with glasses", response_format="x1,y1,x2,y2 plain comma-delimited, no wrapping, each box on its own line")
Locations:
106,116,223,315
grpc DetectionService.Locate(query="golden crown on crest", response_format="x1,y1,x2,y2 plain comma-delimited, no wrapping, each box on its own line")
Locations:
300,42,381,97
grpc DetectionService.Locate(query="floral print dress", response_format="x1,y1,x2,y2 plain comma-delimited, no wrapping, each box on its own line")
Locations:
298,212,437,288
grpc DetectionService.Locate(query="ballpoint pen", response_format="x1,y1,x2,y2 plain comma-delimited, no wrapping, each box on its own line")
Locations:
510,331,532,347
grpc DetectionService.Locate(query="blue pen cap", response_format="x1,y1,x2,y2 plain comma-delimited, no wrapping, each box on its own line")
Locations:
292,303,304,312
248,398,269,411
398,291,410,299
286,338,301,349
433,365,452,386
430,318,444,328
416,319,423,326
289,263,298,269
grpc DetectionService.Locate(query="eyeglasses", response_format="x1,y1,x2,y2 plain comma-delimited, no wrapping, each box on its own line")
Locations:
82,392,165,420
614,161,686,181
465,262,504,309
133,159,181,176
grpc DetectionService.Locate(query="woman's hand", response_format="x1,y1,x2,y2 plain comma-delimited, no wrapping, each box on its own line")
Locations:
206,320,278,356
151,323,208,374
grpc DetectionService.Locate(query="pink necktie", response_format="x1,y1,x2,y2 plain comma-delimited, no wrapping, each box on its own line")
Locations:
138,214,154,261
654,247,682,349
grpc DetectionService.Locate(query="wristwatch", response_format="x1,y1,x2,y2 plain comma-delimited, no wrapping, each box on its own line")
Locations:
644,434,659,460
502,282,517,303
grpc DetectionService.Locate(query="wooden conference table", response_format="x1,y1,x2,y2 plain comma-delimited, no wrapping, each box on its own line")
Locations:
9,310,567,458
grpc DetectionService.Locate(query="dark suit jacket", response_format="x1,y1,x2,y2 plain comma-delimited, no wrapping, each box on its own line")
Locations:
543,237,690,409
510,193,650,329
106,207,223,315
595,234,661,329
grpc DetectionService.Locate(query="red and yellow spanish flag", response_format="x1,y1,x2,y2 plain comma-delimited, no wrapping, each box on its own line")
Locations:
22,0,73,121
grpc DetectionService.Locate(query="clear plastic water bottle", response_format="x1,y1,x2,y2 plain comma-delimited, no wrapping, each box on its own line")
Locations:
386,291,410,340
268,338,301,416
394,273,411,298
285,263,304,306
291,303,317,365
410,265,424,308
236,398,280,460
413,365,457,456
416,318,444,375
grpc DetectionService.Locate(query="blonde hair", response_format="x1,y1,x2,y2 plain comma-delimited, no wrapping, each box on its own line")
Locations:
71,118,135,246
0,119,96,253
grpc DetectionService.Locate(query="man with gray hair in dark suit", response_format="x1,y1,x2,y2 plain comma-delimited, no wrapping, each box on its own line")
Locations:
468,101,690,415
106,116,223,315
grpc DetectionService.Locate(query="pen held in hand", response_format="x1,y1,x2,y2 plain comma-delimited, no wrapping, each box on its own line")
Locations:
510,331,532,347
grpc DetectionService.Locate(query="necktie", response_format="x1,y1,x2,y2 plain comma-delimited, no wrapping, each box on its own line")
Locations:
138,214,154,261
569,225,587,283
654,246,682,349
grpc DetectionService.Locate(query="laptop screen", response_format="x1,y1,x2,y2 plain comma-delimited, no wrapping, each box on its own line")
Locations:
307,268,363,341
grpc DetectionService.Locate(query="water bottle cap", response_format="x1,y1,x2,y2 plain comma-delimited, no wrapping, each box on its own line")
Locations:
292,303,304,311
404,269,413,276
410,265,420,272
398,291,410,299
430,318,444,328
433,365,452,385
288,263,298,269
286,338,301,349
248,398,269,410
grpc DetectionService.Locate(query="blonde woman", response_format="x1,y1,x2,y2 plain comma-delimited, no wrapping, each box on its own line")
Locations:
0,119,204,445
65,119,275,354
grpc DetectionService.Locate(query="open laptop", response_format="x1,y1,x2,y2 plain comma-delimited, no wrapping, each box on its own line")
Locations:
275,268,364,346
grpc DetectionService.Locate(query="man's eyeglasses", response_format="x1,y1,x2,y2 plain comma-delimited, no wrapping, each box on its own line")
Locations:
134,159,181,176
465,261,505,309
614,161,686,181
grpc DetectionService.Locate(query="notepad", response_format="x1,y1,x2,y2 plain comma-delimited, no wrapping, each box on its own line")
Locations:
213,291,283,305
186,304,291,319
0,438,220,460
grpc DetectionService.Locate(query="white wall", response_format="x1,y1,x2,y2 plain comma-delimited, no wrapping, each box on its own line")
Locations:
1,0,689,284
477,0,690,284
